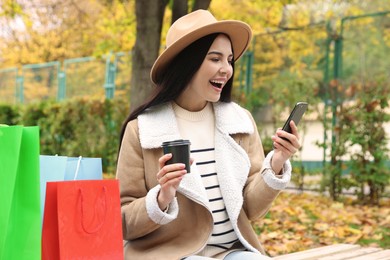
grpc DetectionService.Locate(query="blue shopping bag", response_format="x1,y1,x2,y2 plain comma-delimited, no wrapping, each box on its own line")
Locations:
64,156,103,181
40,155,103,224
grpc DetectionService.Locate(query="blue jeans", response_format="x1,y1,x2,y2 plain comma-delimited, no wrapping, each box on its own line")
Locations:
185,251,271,260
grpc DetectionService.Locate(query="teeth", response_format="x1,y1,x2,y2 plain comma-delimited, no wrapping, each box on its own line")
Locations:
210,80,225,84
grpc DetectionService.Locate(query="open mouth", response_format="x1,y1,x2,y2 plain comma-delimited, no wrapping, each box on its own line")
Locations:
210,80,224,89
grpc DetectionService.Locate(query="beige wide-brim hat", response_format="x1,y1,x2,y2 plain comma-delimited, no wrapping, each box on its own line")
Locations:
150,9,252,84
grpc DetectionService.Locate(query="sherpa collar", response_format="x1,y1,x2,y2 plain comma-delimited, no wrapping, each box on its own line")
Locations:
138,102,254,149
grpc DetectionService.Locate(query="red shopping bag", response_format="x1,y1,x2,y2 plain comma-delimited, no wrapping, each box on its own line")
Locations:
42,180,123,260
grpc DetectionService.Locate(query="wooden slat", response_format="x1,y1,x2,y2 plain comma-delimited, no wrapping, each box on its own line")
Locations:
317,247,382,260
347,250,390,260
272,244,360,260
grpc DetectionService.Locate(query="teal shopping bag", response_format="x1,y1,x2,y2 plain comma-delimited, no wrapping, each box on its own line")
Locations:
0,125,40,260
40,155,103,224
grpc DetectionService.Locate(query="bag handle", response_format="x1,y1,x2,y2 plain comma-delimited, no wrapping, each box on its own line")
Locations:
78,186,108,234
74,156,82,180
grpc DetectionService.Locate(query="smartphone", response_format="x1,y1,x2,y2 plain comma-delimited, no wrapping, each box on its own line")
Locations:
281,102,308,135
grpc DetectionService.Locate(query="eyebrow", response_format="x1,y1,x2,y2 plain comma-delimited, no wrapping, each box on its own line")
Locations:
207,51,233,58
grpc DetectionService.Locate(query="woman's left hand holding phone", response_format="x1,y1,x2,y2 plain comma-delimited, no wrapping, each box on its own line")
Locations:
156,153,187,211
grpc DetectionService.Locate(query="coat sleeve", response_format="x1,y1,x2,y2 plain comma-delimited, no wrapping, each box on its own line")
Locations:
116,120,178,240
241,110,291,221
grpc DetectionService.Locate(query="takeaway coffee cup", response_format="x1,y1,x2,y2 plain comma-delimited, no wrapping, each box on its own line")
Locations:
161,139,191,173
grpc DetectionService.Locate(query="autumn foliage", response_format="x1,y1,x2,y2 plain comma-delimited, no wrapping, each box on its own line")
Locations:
254,192,390,256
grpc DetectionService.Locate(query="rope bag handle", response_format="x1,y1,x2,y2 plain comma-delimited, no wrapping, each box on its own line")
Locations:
78,186,108,234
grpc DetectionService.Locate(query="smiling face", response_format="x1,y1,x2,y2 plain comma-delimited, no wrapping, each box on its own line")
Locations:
174,34,233,111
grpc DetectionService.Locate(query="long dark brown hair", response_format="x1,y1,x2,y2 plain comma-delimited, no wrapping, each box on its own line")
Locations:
119,33,235,146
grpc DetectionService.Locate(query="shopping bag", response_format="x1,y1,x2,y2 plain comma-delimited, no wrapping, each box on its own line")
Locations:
40,155,103,223
42,179,123,260
63,156,103,181
0,125,40,260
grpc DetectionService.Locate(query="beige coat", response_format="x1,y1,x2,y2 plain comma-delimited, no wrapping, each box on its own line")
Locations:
116,102,291,260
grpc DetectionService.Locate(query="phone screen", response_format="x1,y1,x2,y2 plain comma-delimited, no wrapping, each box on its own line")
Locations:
282,102,308,134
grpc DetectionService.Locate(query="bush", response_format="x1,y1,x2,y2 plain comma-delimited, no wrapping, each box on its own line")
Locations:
0,104,19,125
1,97,129,175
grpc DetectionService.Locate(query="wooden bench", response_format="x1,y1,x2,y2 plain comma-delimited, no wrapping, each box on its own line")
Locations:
272,244,390,260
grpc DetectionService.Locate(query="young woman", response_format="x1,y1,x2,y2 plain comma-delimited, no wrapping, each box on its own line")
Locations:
116,9,300,260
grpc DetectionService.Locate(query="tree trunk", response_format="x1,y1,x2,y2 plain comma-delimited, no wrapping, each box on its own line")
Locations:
172,0,188,24
192,0,211,10
171,0,211,24
130,0,167,111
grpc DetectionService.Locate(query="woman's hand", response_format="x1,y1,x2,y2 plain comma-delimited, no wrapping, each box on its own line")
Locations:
156,153,187,211
270,121,301,174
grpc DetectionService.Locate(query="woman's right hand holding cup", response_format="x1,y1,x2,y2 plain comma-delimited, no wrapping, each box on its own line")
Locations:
156,153,187,211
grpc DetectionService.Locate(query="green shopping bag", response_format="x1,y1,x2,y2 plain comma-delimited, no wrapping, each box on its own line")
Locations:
0,125,40,260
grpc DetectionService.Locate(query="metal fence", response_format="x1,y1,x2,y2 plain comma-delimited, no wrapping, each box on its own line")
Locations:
0,67,19,104
0,52,132,104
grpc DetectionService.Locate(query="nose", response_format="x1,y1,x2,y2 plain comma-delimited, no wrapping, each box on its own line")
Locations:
219,61,232,75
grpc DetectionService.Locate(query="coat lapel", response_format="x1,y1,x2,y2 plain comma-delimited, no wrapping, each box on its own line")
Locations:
213,102,254,222
137,103,181,149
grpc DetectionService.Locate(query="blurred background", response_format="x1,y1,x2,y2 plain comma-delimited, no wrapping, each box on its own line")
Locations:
1,1,390,255
0,0,389,203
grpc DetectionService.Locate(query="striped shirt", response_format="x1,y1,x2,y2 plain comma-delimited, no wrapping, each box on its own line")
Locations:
172,102,239,257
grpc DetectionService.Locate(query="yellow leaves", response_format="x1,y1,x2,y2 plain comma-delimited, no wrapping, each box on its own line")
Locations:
362,225,373,235
283,206,297,216
211,0,285,33
253,192,390,257
0,0,136,68
380,214,390,227
0,0,24,17
314,222,329,231
371,233,383,241
330,201,344,210
344,227,363,243
267,231,280,239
